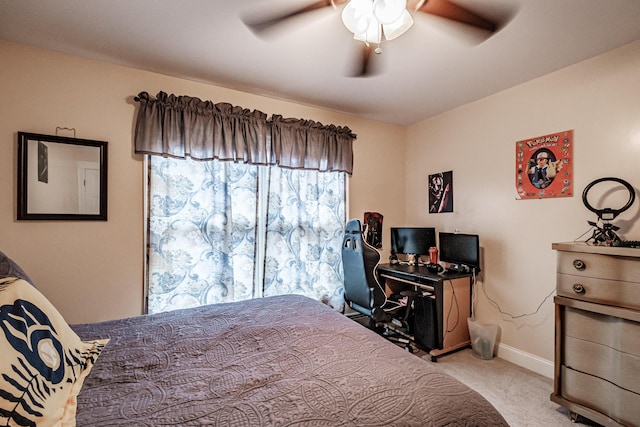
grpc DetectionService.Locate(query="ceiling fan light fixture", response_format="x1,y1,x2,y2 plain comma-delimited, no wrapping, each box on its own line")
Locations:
373,0,406,25
342,0,411,43
382,9,413,40
342,0,374,34
353,19,381,44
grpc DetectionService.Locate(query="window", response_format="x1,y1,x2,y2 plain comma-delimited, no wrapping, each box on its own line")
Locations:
146,156,346,314
134,91,355,314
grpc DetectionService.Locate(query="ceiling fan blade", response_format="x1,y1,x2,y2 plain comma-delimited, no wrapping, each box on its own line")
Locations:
243,0,344,34
415,0,498,33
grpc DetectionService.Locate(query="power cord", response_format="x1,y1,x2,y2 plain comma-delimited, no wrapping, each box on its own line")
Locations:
444,279,460,338
471,270,478,318
372,264,402,310
474,270,555,321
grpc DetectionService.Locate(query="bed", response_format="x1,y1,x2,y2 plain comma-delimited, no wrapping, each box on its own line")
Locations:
1,251,508,426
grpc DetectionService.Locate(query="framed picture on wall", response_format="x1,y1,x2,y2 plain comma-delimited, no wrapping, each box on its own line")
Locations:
363,211,383,248
17,132,108,220
429,171,453,213
516,129,573,199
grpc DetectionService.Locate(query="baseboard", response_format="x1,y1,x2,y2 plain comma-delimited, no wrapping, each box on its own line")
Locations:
495,343,554,379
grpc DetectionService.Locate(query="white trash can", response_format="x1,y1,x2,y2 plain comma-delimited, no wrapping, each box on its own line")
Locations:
467,317,498,360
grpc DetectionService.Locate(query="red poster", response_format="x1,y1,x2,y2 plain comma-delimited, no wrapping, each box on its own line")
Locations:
516,130,573,199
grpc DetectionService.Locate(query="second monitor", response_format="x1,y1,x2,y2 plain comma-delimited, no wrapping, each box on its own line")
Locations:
390,227,436,265
438,232,481,273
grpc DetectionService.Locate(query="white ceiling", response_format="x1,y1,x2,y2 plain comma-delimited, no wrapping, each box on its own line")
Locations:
1,0,639,125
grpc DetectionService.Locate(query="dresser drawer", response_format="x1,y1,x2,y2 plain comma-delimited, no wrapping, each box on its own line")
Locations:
553,244,640,426
557,251,640,283
562,307,640,394
557,273,640,310
561,366,640,426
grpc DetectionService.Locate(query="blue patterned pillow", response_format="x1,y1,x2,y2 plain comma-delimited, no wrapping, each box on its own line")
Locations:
0,278,108,425
0,250,34,286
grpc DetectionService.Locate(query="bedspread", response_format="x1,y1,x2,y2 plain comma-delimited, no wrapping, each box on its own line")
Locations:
73,294,508,426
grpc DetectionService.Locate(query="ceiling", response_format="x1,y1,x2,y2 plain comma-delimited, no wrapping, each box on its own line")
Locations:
1,0,639,126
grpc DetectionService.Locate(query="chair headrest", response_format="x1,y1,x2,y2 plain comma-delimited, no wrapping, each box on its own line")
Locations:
345,218,363,235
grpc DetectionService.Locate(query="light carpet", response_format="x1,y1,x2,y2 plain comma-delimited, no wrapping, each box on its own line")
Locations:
420,349,603,427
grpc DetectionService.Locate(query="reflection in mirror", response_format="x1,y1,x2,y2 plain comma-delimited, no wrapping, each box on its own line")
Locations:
17,132,108,220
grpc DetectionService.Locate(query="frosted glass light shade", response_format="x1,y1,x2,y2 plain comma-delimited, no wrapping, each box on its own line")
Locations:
342,0,374,34
354,19,381,43
382,9,413,40
373,0,406,25
342,0,412,43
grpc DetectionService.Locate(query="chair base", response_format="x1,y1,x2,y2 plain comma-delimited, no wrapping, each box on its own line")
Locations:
382,324,416,353
345,309,417,353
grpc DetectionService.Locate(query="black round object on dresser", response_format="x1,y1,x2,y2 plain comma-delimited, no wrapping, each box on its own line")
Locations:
582,177,635,221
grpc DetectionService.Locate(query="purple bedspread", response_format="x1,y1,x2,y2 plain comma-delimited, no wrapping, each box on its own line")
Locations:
72,294,508,426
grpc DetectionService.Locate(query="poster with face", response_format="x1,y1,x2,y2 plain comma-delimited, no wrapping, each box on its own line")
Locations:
516,130,573,199
429,171,453,213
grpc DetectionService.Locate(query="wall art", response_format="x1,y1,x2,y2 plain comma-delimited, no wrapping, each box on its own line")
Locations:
363,211,383,248
17,132,108,220
429,171,453,213
516,130,573,199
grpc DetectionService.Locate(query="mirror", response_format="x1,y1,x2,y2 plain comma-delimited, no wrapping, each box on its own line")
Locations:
17,132,108,220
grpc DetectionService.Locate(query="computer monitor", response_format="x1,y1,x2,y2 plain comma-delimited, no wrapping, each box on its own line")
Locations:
438,232,481,272
390,227,436,257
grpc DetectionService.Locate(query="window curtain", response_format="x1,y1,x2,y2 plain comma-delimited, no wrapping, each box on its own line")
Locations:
134,92,355,174
263,167,346,309
134,91,270,164
146,157,259,314
269,114,354,173
135,91,356,313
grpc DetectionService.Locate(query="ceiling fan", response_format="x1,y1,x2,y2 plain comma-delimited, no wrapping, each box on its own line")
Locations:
243,0,513,77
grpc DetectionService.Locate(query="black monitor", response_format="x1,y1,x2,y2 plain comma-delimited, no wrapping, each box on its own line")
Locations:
390,227,436,256
438,232,481,272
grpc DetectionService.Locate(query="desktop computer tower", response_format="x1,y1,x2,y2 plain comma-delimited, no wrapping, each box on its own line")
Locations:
411,294,440,351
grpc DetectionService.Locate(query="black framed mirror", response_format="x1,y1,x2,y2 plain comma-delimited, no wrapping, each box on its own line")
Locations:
17,132,108,220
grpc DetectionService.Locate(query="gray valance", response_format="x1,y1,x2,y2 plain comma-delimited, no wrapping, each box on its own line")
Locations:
269,115,354,174
134,91,355,174
134,91,269,164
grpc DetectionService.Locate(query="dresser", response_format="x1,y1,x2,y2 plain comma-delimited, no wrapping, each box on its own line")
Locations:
551,242,640,426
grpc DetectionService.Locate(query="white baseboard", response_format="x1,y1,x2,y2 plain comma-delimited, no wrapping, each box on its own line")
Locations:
495,343,554,379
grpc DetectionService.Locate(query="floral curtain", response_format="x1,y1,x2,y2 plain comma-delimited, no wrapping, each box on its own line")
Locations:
147,158,347,313
263,167,346,310
147,156,259,314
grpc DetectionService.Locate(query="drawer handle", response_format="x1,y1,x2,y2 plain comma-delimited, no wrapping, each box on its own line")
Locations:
572,284,585,295
572,259,586,271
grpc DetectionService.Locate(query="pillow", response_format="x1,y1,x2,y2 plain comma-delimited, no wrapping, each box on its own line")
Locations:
0,250,35,286
0,277,108,426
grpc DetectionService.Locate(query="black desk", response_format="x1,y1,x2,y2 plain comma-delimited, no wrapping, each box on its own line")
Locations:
377,263,472,360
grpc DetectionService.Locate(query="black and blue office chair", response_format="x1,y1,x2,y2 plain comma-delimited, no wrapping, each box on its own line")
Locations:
342,219,417,350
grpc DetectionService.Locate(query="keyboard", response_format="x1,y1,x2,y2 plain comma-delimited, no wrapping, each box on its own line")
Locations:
613,240,640,248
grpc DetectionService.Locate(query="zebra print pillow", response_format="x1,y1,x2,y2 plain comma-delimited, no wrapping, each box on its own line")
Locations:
0,278,108,426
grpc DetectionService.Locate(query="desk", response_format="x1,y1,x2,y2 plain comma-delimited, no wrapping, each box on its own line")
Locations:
377,263,472,360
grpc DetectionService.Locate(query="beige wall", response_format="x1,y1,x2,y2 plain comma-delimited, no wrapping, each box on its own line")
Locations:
2,38,639,376
0,40,405,323
405,41,640,373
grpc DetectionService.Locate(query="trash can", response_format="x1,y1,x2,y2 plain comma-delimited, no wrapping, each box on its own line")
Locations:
467,317,498,360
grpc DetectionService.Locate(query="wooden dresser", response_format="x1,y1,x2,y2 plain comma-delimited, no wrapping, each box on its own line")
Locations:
551,242,640,426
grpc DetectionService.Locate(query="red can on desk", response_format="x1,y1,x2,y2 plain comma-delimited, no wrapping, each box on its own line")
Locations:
429,247,438,264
